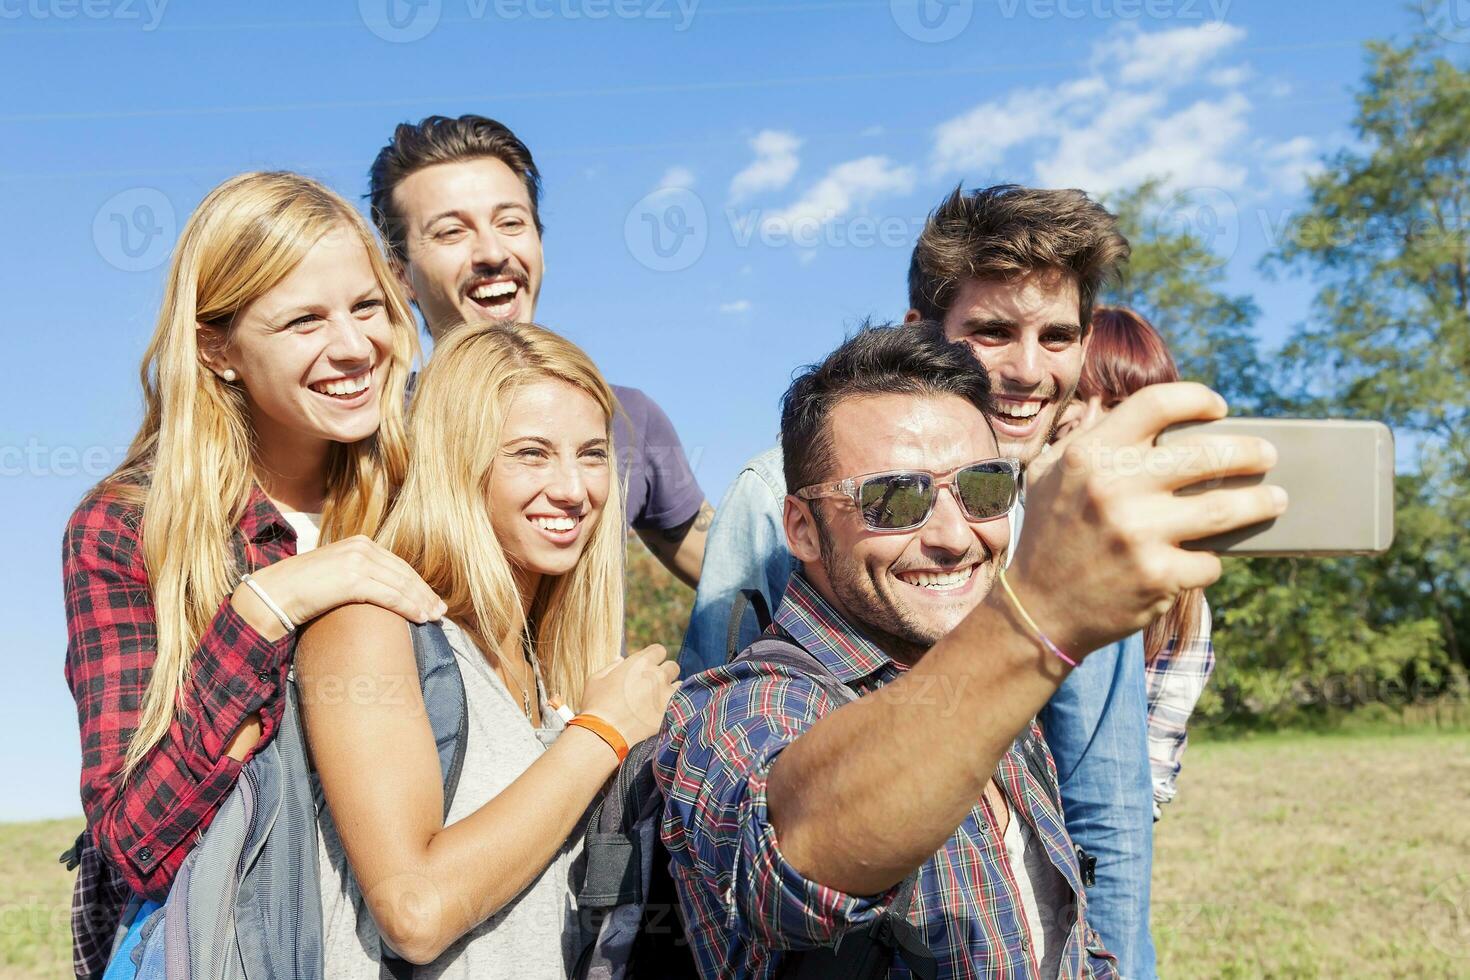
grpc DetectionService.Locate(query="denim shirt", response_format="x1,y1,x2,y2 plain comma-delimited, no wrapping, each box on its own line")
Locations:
679,444,1157,978
679,446,794,676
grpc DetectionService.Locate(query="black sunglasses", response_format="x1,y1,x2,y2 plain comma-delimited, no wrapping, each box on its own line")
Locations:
794,457,1020,533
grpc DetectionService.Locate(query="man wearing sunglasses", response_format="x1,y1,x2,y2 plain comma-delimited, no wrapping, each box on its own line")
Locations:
655,323,1284,978
681,184,1162,975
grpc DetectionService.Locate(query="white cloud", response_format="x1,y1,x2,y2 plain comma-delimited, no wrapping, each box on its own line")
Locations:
719,299,752,314
657,166,696,190
1037,92,1252,195
1208,65,1251,88
759,155,916,237
931,86,1065,175
1093,22,1246,86
729,130,801,202
1260,136,1322,193
928,25,1302,198
930,78,1107,176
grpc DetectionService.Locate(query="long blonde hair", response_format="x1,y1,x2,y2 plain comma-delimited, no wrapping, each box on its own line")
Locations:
379,322,624,708
98,172,420,776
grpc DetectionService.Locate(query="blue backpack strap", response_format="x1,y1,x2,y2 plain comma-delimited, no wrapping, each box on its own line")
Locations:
408,620,469,821
383,621,468,979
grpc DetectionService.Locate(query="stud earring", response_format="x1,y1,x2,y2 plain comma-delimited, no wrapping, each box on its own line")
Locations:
222,369,238,382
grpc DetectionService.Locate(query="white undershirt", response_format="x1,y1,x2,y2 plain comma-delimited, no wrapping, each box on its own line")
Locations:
281,510,322,554
1003,802,1070,978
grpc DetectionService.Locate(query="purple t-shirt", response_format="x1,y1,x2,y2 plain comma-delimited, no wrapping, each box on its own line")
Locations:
611,384,705,533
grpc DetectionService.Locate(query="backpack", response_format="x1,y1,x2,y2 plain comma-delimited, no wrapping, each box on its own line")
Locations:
116,620,468,980
572,590,937,980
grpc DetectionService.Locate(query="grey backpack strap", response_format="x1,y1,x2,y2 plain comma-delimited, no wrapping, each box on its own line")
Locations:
409,620,469,821
726,588,774,663
382,621,469,978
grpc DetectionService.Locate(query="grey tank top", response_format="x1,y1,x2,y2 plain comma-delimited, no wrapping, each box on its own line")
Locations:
315,618,588,979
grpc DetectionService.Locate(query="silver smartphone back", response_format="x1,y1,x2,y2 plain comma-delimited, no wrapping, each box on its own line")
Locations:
1155,418,1395,556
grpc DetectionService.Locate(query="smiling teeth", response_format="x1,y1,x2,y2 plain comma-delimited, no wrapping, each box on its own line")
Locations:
470,282,517,301
899,566,976,590
312,375,369,397
531,516,577,532
995,400,1042,419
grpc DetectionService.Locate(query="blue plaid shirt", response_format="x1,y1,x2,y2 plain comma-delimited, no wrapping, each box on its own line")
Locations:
655,572,1119,979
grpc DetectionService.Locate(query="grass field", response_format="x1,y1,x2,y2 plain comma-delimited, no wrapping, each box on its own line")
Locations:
5,730,1466,978
1152,729,1470,978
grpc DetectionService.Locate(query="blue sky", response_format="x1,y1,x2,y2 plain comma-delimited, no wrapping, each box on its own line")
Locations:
0,0,1444,819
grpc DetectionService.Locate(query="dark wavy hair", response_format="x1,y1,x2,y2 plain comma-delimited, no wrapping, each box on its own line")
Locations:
908,184,1130,331
780,321,994,494
368,114,543,265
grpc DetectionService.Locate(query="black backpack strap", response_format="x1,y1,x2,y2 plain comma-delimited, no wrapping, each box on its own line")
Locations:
778,872,935,980
726,587,774,663
578,737,663,909
382,621,469,978
59,830,87,871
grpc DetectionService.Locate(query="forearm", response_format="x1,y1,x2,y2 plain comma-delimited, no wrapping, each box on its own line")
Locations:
369,726,620,963
765,595,1070,895
637,500,713,589
68,559,288,896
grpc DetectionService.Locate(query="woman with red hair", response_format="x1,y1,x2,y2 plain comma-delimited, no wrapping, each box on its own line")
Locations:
1056,307,1215,820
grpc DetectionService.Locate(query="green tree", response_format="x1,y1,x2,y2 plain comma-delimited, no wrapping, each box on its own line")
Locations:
1099,34,1470,725
1104,181,1275,411
1267,33,1469,674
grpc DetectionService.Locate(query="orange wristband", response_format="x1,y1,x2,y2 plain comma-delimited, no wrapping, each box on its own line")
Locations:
566,714,629,763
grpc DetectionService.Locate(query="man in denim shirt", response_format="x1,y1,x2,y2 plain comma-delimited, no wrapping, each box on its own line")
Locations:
680,185,1159,977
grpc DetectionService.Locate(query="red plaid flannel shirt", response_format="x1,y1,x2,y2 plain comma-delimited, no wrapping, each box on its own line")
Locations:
63,481,297,901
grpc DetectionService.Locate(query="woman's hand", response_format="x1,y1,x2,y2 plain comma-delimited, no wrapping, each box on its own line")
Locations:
579,645,681,747
232,535,446,639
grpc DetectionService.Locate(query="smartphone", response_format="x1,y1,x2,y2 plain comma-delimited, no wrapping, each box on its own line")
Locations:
1154,417,1395,556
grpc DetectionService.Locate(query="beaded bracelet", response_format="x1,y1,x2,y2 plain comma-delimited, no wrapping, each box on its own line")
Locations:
996,568,1079,668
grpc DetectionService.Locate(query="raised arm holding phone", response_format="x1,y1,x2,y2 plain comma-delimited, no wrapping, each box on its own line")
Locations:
766,380,1282,894
655,324,1285,979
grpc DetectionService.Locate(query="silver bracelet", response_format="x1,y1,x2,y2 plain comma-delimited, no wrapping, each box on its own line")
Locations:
240,573,295,633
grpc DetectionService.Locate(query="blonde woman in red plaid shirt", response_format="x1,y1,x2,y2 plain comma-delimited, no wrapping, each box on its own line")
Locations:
61,172,443,978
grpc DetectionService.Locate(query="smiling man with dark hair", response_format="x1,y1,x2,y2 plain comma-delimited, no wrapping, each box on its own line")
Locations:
655,322,1285,979
367,114,714,585
680,183,1168,976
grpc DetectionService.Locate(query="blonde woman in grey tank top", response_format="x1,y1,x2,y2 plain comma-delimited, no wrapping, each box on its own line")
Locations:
296,324,680,977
